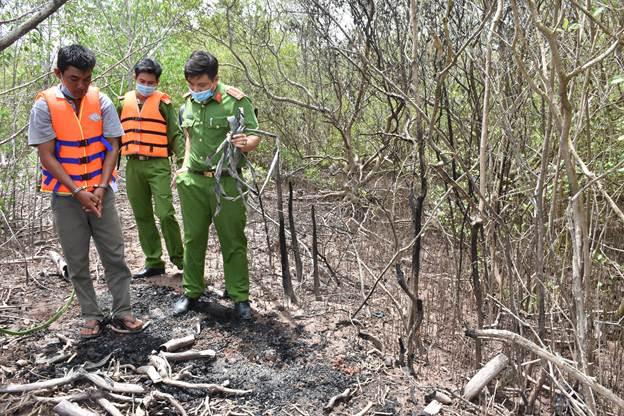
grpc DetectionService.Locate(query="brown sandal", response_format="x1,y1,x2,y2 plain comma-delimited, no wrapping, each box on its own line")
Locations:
110,316,150,334
80,320,104,339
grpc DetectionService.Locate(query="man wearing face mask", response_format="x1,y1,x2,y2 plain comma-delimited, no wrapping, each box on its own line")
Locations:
28,44,148,337
118,58,185,278
173,51,260,319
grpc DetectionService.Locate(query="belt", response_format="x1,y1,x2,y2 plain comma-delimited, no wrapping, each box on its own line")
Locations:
126,155,162,161
188,169,240,177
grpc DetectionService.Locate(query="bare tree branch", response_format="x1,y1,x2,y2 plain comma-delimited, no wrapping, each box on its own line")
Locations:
0,0,70,52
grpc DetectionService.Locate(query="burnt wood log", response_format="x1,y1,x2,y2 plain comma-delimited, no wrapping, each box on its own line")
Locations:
48,250,68,278
462,352,509,400
159,334,196,352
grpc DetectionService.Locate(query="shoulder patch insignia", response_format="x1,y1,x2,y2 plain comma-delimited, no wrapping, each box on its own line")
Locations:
226,86,246,100
160,93,171,104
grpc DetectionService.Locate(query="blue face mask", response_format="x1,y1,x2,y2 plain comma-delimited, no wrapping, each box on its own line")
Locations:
190,88,213,102
59,78,76,99
136,83,157,97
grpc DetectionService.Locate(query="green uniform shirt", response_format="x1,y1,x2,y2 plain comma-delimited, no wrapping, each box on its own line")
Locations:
116,95,185,161
180,82,258,171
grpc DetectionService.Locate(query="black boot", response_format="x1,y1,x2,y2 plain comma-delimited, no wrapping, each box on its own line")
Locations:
173,296,197,315
133,268,165,278
234,301,252,320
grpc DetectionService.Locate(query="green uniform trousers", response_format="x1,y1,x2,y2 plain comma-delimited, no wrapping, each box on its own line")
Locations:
176,171,249,302
125,157,183,269
52,189,132,321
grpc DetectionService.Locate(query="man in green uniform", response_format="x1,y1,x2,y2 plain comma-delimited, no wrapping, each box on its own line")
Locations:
174,51,260,319
118,59,185,278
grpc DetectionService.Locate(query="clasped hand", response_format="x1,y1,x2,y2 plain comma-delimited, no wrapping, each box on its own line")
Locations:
76,188,106,217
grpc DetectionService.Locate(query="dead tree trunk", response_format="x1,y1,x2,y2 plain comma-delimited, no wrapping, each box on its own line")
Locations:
275,156,297,304
470,220,484,367
406,122,426,362
311,204,320,300
288,181,303,282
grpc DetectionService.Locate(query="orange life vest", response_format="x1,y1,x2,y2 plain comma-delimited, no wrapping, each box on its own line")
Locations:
38,86,113,195
120,90,169,157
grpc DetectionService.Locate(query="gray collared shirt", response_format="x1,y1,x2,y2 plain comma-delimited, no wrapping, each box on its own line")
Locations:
28,85,124,146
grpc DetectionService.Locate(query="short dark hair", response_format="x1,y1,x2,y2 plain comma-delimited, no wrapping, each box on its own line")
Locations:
134,58,162,80
57,44,96,73
184,51,218,80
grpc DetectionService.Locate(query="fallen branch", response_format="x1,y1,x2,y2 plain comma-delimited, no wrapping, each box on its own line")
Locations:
34,389,103,403
0,368,144,395
96,398,123,416
53,399,96,416
358,331,383,352
324,388,351,411
82,372,144,394
161,349,216,362
463,353,509,400
162,378,252,396
466,328,624,410
144,391,187,416
0,370,81,393
105,392,142,403
353,400,374,416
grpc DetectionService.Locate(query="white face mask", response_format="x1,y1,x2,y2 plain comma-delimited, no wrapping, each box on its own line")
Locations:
190,88,213,102
136,83,157,97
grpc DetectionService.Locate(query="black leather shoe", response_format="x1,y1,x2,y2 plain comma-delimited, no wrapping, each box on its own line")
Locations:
234,301,252,320
133,268,165,278
173,296,196,316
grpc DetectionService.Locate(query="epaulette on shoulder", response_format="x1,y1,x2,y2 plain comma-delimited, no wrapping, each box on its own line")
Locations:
160,93,171,104
226,86,246,100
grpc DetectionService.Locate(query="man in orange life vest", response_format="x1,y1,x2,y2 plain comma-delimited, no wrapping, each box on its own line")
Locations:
28,44,148,338
118,59,184,278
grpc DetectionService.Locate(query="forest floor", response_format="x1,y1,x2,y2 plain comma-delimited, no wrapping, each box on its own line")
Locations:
0,182,525,416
